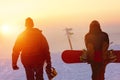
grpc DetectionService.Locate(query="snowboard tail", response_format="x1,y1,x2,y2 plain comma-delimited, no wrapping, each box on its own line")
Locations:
62,50,84,63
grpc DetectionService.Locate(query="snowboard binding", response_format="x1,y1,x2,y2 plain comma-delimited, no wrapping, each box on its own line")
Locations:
108,50,117,62
80,49,88,62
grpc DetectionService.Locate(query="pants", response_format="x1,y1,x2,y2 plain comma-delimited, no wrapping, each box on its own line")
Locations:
90,62,107,80
24,65,44,80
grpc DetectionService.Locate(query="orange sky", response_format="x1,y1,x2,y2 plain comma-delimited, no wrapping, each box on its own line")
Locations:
0,0,120,58
0,0,120,23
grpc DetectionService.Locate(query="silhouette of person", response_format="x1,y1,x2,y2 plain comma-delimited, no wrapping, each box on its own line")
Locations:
12,17,52,80
84,20,109,80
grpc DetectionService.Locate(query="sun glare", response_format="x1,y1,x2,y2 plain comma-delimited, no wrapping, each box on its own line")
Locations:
0,25,13,35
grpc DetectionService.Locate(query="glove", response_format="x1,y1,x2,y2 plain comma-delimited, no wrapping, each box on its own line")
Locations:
46,67,57,80
12,65,19,70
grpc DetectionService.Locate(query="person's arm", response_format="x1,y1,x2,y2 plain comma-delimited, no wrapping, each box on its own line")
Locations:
84,34,95,62
43,37,51,68
102,33,109,61
104,33,109,50
12,52,20,70
45,50,51,69
39,32,52,68
12,35,22,70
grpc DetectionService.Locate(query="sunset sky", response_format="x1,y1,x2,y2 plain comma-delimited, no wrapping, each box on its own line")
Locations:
0,0,120,58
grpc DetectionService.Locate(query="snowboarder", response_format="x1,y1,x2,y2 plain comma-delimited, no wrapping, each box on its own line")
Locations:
12,17,53,80
84,20,109,80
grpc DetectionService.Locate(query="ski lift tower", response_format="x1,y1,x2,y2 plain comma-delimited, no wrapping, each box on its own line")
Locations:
65,28,73,50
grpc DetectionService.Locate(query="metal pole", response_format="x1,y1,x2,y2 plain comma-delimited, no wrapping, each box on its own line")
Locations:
66,28,73,50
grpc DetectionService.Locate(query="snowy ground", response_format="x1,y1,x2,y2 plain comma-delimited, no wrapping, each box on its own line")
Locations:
0,53,120,80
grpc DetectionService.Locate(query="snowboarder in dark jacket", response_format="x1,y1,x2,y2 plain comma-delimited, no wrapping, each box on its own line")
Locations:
84,20,109,80
12,17,52,80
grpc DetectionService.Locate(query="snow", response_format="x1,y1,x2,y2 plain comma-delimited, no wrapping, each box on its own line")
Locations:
0,52,120,80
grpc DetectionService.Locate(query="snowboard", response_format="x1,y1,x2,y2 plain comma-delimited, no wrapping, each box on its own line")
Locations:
61,50,120,63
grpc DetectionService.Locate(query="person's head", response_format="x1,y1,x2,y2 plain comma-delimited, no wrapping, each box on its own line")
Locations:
25,17,34,28
89,20,102,34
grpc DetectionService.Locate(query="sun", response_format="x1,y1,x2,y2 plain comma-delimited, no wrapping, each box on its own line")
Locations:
0,24,23,38
0,24,12,35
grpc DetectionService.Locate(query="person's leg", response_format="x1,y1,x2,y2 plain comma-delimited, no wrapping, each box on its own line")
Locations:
24,66,35,80
35,66,44,80
91,63,103,80
99,63,107,80
91,63,98,80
